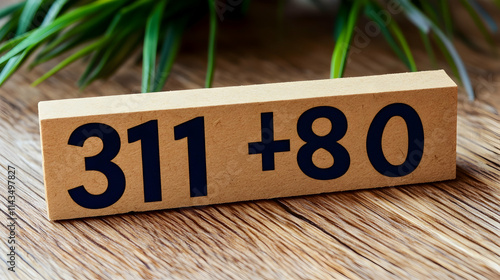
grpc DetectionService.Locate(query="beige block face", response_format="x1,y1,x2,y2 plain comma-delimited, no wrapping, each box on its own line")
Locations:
39,70,457,220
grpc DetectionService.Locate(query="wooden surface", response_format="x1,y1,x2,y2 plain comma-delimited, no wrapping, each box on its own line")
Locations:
1,3,500,279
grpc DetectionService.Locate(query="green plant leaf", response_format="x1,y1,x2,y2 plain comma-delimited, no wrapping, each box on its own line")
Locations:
0,20,15,42
0,30,33,55
205,0,217,88
399,0,474,100
16,0,42,35
466,0,497,32
142,0,167,92
389,21,417,71
153,19,187,92
330,0,362,78
364,2,416,72
458,0,494,45
0,46,34,86
32,39,103,86
32,5,119,67
78,31,143,88
41,0,69,27
0,1,25,20
78,14,147,88
0,0,121,66
418,29,436,68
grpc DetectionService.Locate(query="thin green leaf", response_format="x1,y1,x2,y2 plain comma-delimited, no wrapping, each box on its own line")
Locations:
96,32,143,81
32,39,103,86
0,0,121,65
0,46,34,86
0,30,33,55
33,9,114,65
0,1,25,19
439,0,453,37
0,20,15,42
330,1,362,78
16,0,42,35
365,3,416,72
78,32,142,88
41,0,69,27
399,0,474,100
432,33,460,79
35,0,153,68
466,0,497,33
332,0,349,40
418,30,436,68
419,1,439,25
78,15,147,88
153,20,186,92
458,0,494,45
30,29,102,67
388,20,417,72
205,0,217,88
142,0,166,92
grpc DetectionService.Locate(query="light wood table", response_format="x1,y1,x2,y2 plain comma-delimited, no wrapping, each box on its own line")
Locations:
1,4,499,279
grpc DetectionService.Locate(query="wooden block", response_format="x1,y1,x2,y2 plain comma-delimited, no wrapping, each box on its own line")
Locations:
39,70,457,220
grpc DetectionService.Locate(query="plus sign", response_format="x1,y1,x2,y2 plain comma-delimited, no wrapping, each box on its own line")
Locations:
248,112,291,171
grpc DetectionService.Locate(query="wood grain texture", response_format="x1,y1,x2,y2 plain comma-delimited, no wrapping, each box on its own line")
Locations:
1,1,499,279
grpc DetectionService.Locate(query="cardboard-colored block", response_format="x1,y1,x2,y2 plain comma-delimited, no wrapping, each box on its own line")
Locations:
39,70,457,220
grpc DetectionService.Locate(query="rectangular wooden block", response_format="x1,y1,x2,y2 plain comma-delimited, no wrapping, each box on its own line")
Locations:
39,70,457,220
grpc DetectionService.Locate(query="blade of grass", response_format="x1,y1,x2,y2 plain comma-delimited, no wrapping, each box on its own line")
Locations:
365,2,416,71
0,46,35,86
70,0,153,82
399,0,474,100
94,32,143,81
33,9,113,62
78,14,147,88
330,0,362,78
458,0,494,45
30,27,103,67
16,0,42,35
388,22,417,71
31,39,103,86
418,29,436,68
142,0,167,92
0,20,15,42
0,0,121,65
41,0,69,27
32,0,146,67
439,0,453,37
332,0,350,40
433,33,460,79
466,0,497,33
153,19,186,92
78,31,143,88
205,0,217,88
0,1,25,19
0,30,33,55
0,0,42,85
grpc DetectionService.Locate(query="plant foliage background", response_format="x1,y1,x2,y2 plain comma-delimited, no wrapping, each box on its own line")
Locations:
0,0,498,99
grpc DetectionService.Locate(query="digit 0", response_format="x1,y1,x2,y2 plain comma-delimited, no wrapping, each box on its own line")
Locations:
367,103,424,177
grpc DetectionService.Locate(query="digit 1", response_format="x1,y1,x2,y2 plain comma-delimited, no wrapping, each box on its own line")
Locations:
68,123,125,209
366,103,424,177
174,117,208,197
128,120,162,202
